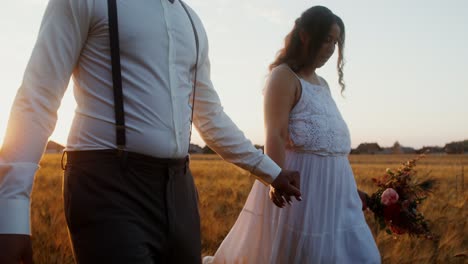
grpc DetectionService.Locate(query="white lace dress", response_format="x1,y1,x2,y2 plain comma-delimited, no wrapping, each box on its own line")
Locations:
204,68,381,264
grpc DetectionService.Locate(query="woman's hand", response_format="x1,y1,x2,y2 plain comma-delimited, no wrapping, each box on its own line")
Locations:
357,189,370,211
269,186,287,208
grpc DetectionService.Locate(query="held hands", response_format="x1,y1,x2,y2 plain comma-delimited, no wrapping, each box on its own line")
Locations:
269,169,302,208
0,234,33,264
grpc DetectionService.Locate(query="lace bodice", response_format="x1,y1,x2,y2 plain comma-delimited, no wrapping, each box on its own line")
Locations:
287,74,351,156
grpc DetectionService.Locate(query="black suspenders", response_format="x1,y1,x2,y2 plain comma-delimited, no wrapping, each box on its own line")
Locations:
107,0,125,153
107,0,199,154
180,1,200,147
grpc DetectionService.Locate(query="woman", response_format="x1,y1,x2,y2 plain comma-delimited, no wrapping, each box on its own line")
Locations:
204,6,381,264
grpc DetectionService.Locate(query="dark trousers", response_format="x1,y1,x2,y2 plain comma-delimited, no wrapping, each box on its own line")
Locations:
62,150,201,264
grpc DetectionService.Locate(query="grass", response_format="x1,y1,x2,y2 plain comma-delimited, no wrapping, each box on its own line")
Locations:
29,153,467,263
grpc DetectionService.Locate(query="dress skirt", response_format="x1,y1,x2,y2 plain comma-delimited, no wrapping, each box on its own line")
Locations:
204,150,381,264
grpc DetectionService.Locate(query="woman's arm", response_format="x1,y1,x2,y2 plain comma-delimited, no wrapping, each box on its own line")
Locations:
264,65,301,206
264,65,300,167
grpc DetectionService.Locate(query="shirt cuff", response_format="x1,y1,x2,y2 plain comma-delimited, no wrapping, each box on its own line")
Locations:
0,162,39,235
252,155,282,185
0,198,31,235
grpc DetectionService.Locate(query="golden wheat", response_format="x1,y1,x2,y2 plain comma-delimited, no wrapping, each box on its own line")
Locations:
30,154,467,263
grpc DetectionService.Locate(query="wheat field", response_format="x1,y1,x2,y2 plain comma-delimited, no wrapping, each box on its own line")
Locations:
30,153,467,263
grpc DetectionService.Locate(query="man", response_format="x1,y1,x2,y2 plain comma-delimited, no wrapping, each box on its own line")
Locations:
0,0,301,263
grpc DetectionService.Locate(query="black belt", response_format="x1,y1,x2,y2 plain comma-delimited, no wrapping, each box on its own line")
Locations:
62,150,189,170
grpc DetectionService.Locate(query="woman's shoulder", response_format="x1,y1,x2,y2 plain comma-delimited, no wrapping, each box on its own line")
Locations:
268,64,301,91
270,64,299,80
265,64,302,106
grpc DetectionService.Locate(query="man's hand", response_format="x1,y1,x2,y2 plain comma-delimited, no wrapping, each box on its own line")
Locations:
0,234,33,264
269,169,301,208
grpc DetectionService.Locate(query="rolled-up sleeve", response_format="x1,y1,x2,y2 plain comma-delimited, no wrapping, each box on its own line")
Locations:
0,0,92,235
191,15,281,185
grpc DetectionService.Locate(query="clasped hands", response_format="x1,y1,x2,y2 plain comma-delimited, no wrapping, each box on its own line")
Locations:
269,169,302,208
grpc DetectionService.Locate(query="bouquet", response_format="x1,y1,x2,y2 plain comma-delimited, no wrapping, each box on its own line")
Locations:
365,154,437,239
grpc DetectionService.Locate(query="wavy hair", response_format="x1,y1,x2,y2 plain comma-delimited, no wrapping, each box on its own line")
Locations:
269,6,346,93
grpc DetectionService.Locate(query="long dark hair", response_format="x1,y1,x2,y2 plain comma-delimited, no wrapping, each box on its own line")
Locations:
269,6,346,92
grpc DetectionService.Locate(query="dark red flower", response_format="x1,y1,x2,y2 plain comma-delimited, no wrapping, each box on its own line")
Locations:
390,224,406,234
383,203,401,220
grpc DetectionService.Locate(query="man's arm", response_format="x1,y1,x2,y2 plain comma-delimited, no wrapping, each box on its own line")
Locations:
188,11,300,202
0,0,92,235
189,21,279,185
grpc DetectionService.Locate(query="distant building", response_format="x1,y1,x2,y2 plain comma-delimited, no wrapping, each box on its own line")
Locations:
389,141,416,154
444,140,468,154
377,148,393,155
401,147,416,154
189,143,203,154
202,145,216,154
45,141,65,153
391,141,402,154
352,143,382,154
417,146,444,154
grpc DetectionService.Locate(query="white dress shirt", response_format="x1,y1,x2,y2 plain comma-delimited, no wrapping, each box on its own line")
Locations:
0,0,281,235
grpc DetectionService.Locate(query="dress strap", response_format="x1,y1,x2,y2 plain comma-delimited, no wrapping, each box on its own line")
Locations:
317,75,328,87
278,64,302,109
280,63,301,82
316,75,331,93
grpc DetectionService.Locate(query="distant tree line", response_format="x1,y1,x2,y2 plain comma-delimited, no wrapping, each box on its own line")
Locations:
188,139,468,155
45,139,468,155
350,139,468,155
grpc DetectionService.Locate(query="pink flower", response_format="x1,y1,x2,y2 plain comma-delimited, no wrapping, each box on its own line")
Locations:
381,188,399,205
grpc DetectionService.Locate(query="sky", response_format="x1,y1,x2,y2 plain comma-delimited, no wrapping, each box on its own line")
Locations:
0,0,467,149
